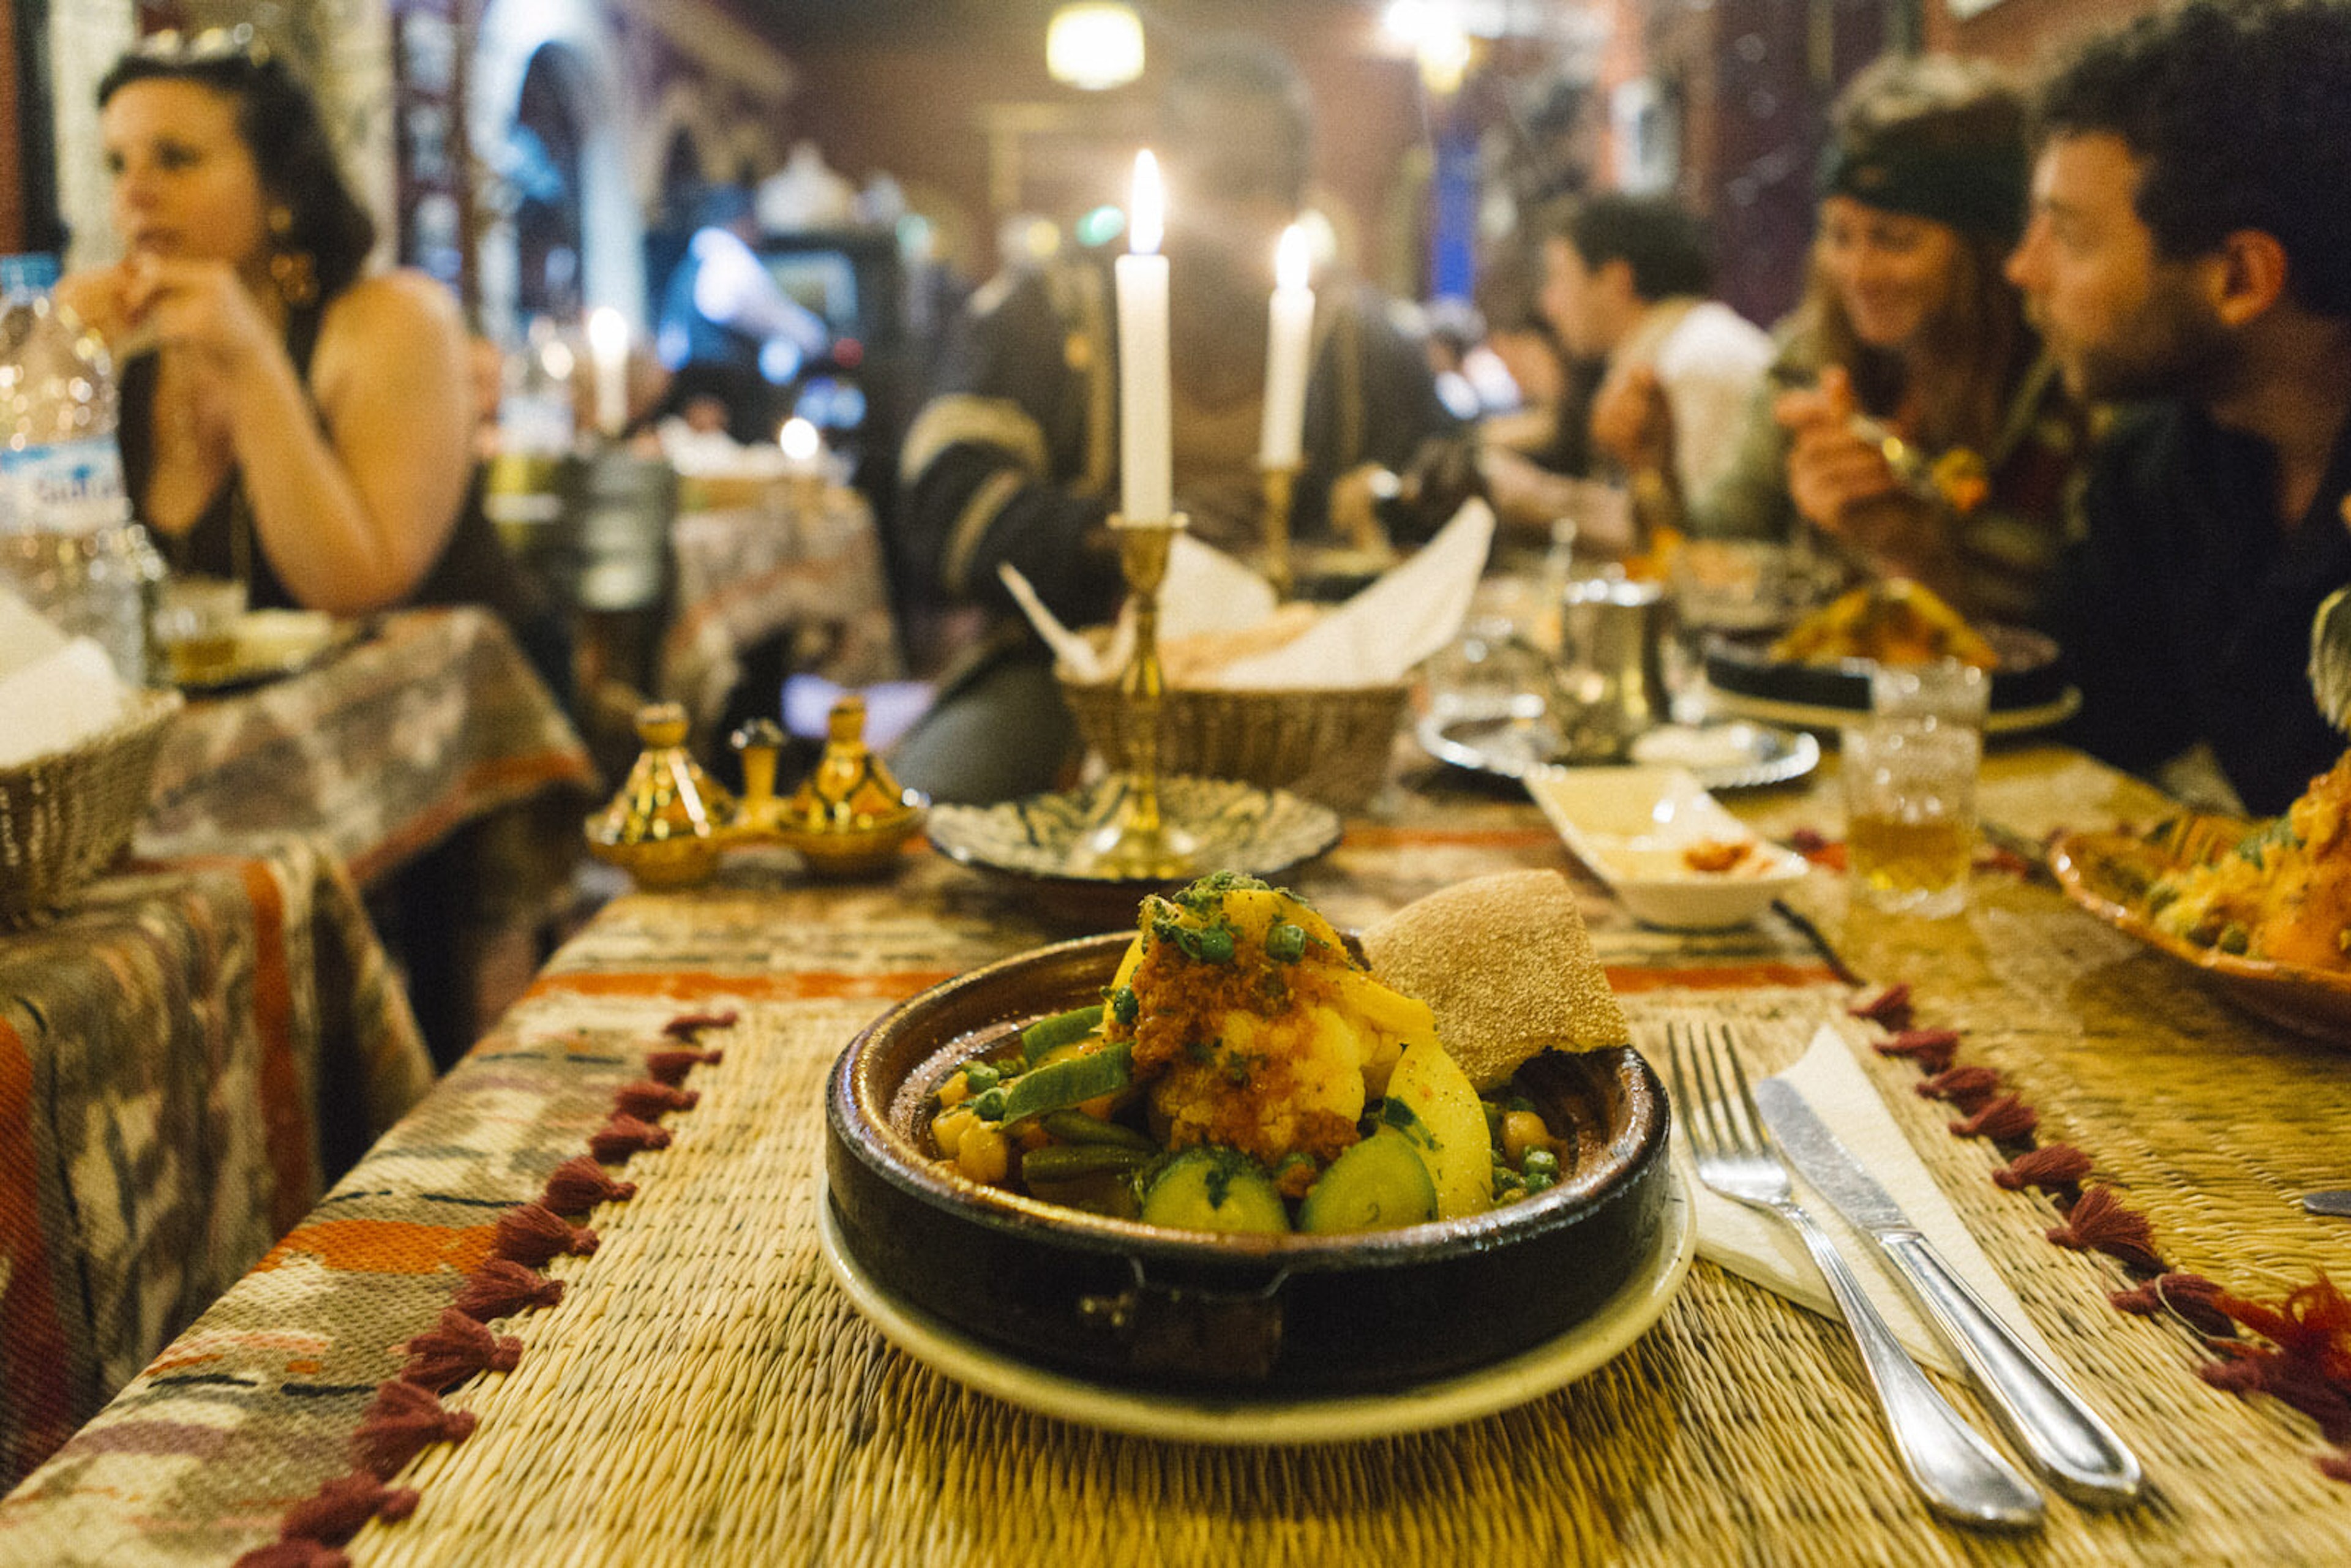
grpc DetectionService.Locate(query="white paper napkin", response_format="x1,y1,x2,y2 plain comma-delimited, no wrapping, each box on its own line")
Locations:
1217,500,1494,688
0,637,126,768
1006,503,1490,689
1684,1024,2055,1377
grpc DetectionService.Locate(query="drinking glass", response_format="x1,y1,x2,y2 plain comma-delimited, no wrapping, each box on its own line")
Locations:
1842,661,1987,917
153,575,247,683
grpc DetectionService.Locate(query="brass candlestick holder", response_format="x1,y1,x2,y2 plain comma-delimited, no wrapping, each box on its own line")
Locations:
585,696,926,886
1259,462,1297,600
1076,512,1198,879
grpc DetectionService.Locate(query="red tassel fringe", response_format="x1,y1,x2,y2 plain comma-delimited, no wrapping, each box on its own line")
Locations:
540,1155,636,1217
1992,1144,2092,1192
1915,1066,2001,1112
1948,1094,2038,1142
613,1079,699,1120
451,1258,566,1322
492,1202,599,1268
643,1046,722,1086
280,1473,419,1545
662,1010,737,1040
2109,1272,2235,1337
1849,985,1914,1030
1873,1028,1962,1074
2045,1185,2164,1273
351,1381,477,1480
588,1114,673,1163
399,1307,523,1392
233,1543,348,1568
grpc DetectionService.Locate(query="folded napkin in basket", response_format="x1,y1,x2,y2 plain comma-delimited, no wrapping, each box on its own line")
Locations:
1003,501,1494,689
1686,1024,2055,1377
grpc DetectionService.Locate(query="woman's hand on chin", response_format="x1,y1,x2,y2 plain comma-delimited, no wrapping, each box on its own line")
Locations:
53,263,141,350
118,253,280,381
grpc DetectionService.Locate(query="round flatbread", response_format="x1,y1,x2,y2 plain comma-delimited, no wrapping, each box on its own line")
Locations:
1359,869,1629,1090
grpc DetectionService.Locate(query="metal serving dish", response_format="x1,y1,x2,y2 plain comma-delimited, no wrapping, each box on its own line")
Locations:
1702,624,2068,713
824,932,1674,1397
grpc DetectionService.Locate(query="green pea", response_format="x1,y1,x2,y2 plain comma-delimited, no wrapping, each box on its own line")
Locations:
1523,1169,1556,1195
1265,921,1306,962
1109,986,1139,1026
972,1086,1008,1122
1522,1147,1561,1179
962,1061,1002,1093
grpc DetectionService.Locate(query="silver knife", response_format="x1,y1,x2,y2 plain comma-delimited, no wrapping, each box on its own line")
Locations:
2304,1189,2351,1217
1754,1078,2145,1506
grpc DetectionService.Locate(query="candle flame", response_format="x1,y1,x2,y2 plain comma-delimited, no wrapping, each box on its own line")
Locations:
586,306,629,359
1276,224,1310,291
1129,150,1164,257
779,417,822,463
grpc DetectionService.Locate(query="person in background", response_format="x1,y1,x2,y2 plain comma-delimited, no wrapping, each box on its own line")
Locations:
653,185,830,446
1539,193,1774,529
1692,55,2084,625
58,31,549,659
2015,0,2351,816
1470,223,1612,548
890,37,1466,803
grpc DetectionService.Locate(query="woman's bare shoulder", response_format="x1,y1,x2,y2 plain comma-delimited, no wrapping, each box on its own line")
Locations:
320,269,464,345
312,271,465,394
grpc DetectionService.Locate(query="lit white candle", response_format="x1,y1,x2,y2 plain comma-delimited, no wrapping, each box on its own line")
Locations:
1114,150,1172,522
1258,224,1316,469
585,306,629,438
779,416,823,477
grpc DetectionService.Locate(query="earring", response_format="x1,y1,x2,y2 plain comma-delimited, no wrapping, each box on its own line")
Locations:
265,206,317,306
270,248,318,307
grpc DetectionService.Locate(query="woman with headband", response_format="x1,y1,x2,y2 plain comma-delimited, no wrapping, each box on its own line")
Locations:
1687,55,2085,625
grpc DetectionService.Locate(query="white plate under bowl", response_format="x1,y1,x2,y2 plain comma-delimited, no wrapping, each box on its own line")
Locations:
817,1163,1693,1445
1526,766,1810,931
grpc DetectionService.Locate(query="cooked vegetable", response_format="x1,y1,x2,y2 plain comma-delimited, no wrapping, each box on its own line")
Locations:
1021,1003,1105,1065
997,1039,1134,1123
1138,1147,1289,1234
1384,1040,1496,1219
1298,1128,1437,1233
1021,1143,1152,1184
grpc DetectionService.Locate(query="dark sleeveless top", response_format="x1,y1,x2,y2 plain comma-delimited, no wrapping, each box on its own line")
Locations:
119,301,569,695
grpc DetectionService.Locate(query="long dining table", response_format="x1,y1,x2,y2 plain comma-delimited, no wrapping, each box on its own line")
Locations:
2,740,2347,1566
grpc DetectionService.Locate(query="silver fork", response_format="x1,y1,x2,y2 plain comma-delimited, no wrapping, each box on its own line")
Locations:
1668,1019,2045,1530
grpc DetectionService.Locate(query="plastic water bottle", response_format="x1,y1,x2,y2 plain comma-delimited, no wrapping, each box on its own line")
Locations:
0,253,162,683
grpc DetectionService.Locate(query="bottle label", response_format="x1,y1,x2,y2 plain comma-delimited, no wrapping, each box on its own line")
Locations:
0,438,130,536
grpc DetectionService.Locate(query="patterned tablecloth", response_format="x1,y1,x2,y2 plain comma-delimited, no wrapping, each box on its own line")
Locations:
659,482,901,735
138,609,598,886
0,836,433,1496
6,749,2351,1566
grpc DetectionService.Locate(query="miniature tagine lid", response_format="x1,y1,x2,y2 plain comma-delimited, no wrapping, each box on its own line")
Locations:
749,694,928,876
585,702,735,889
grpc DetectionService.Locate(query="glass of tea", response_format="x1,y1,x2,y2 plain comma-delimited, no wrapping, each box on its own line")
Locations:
1842,661,1989,917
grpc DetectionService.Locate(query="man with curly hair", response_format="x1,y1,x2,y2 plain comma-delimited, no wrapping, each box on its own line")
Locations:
2014,0,2351,812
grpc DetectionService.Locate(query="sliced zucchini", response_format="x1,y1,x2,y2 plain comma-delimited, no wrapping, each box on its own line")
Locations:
1137,1147,1289,1234
1297,1128,1438,1233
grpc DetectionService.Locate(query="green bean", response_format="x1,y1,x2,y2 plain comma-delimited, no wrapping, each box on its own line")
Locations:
1040,1109,1156,1151
1022,1143,1152,1184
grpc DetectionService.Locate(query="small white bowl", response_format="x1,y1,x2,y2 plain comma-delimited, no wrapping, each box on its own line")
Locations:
1525,766,1810,931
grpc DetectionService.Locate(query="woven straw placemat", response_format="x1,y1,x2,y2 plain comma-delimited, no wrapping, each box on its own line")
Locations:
357,940,2351,1567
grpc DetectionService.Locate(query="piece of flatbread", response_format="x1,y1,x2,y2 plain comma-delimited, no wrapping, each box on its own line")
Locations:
1359,869,1628,1090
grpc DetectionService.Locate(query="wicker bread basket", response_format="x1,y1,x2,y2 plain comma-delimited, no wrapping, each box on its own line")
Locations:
0,686,184,926
1057,672,1407,812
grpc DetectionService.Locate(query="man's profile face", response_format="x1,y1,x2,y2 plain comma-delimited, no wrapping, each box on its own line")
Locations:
1537,236,1616,360
2006,132,2232,402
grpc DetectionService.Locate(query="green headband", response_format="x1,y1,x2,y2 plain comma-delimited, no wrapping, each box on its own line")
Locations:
1818,140,2028,242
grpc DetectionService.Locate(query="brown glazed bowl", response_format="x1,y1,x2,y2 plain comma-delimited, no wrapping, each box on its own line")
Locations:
824,932,1674,1396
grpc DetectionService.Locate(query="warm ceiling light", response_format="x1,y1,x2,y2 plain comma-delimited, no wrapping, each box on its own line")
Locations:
1048,2,1145,91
